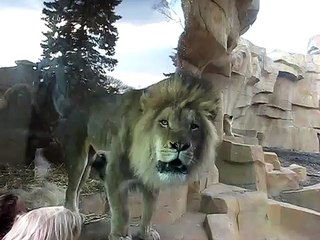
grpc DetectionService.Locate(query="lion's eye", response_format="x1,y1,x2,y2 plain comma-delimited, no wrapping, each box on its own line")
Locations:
159,120,169,128
190,123,199,130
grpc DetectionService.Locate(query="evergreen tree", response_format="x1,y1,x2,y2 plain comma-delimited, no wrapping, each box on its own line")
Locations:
41,0,122,99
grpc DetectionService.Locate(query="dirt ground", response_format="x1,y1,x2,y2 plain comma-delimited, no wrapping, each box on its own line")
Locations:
264,147,320,186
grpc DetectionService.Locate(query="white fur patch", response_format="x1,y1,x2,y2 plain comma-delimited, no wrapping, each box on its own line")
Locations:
158,172,187,185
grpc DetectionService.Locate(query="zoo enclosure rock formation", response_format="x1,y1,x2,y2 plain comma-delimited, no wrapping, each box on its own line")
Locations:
177,0,319,153
178,0,260,77
201,183,320,240
0,61,39,165
176,0,260,192
224,38,320,152
307,34,320,55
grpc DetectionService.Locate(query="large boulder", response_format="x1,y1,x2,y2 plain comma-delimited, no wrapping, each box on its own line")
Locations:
177,0,260,76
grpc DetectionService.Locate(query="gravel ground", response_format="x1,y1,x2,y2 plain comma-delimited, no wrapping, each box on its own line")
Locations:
263,147,320,186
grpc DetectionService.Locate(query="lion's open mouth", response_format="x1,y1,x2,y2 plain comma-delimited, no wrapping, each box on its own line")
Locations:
156,159,188,174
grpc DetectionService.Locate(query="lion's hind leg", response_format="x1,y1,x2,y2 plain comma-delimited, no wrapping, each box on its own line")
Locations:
63,112,89,213
75,145,98,205
64,145,89,213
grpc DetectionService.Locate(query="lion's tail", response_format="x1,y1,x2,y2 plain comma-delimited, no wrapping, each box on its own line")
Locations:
52,62,72,117
38,58,72,118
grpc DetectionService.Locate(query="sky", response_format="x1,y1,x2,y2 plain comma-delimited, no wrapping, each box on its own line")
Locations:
0,0,319,88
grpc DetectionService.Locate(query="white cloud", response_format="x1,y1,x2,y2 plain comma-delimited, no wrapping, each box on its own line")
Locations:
109,19,182,87
0,8,45,67
243,0,320,54
108,71,164,89
115,21,182,54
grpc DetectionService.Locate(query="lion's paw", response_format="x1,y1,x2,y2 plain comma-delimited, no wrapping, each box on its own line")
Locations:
109,234,132,240
119,236,132,240
138,228,160,240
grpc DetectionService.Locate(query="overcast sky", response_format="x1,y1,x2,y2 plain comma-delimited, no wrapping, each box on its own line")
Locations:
0,0,319,88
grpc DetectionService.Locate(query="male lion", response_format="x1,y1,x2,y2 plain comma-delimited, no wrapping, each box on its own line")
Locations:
58,71,220,240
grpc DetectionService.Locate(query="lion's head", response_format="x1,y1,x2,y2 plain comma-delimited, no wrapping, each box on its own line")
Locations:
130,71,220,188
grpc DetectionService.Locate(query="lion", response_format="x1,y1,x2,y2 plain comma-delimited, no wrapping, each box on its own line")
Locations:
57,71,220,240
223,114,234,136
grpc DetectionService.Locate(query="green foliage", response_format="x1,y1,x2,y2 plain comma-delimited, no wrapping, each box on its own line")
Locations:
41,0,122,97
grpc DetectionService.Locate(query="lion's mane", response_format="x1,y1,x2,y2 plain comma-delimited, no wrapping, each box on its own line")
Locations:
129,72,220,188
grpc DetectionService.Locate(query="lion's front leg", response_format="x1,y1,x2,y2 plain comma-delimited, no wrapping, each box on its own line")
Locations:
137,187,160,240
106,166,131,240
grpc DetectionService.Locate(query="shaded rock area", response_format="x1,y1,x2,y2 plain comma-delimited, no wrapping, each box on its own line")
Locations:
0,60,38,93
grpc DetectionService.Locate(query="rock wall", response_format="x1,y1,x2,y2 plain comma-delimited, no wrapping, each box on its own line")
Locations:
220,38,320,152
0,61,41,165
0,60,38,94
178,0,260,77
177,0,319,153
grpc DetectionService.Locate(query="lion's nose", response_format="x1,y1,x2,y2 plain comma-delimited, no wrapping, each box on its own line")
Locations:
169,142,190,151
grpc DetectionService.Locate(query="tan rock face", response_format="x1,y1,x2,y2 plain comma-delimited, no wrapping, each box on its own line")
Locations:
127,184,189,224
265,163,274,172
267,200,281,226
199,183,320,240
200,183,268,214
264,152,281,170
201,186,241,215
276,200,320,239
155,212,208,240
200,184,280,240
292,106,320,129
152,184,189,224
216,140,267,191
288,164,307,183
266,168,300,197
307,34,320,55
204,214,239,240
224,38,320,153
292,74,319,108
220,140,264,163
280,183,320,212
177,0,260,76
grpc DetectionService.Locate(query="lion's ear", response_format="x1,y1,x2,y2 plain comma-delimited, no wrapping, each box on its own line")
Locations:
199,96,220,120
200,95,220,111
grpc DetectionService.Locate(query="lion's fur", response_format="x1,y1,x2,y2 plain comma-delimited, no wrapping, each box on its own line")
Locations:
60,71,220,239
